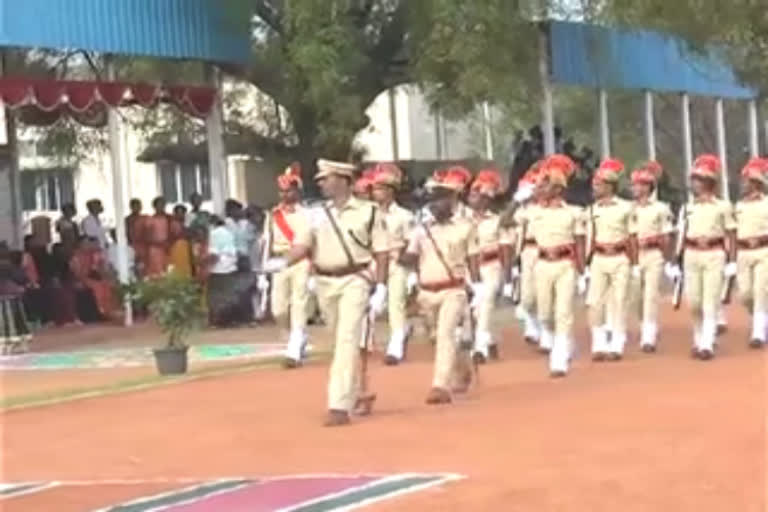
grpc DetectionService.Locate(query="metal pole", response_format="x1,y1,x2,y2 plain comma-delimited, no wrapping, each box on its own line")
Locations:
388,88,399,161
599,89,610,158
205,64,228,213
644,91,656,160
434,109,443,159
106,57,132,326
715,98,729,201
748,99,759,157
482,101,494,160
681,93,693,195
540,26,555,156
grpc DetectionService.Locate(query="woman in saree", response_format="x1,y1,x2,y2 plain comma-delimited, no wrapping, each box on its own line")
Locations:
70,237,117,320
168,205,194,278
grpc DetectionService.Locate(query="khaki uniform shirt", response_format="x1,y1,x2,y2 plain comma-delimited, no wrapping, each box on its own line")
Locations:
512,203,539,246
684,196,736,239
270,203,311,254
590,197,636,244
380,201,414,256
735,194,768,240
472,210,513,254
296,196,388,269
528,199,585,249
406,217,479,284
632,199,674,241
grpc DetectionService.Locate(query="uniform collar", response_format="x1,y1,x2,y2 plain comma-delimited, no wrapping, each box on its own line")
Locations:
634,196,653,206
596,196,617,206
543,198,565,208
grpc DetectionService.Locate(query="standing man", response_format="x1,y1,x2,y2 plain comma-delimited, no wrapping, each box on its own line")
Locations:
370,164,416,366
125,199,148,278
467,169,513,362
528,155,586,377
630,162,675,352
734,158,768,348
266,164,313,368
587,159,638,362
264,159,389,427
675,154,737,360
511,164,545,348
81,199,109,250
144,197,171,277
186,192,211,232
400,169,483,403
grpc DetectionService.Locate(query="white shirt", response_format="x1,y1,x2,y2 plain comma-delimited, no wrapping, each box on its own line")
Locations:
208,225,238,274
81,214,109,249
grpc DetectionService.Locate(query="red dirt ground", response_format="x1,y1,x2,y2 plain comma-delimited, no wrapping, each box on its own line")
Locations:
1,304,765,511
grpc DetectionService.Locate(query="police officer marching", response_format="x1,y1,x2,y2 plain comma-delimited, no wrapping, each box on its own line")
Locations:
262,163,313,368
587,158,638,362
264,159,390,427
673,154,737,360
734,157,768,348
629,161,675,352
527,154,586,377
367,163,416,365
400,168,484,403
467,168,514,363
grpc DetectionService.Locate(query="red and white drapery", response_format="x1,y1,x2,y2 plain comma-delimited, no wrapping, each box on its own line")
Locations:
0,77,217,127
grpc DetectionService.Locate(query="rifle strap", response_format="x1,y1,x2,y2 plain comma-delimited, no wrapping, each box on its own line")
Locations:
322,203,357,268
421,221,458,283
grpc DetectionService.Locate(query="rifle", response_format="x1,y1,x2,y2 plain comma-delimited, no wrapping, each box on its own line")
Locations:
257,210,273,317
720,239,736,305
672,203,688,310
510,219,525,305
355,303,377,415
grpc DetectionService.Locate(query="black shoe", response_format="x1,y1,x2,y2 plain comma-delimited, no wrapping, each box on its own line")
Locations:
641,344,657,354
472,352,487,365
717,325,727,337
524,336,538,345
550,370,567,379
749,339,765,349
592,352,607,362
690,347,700,359
488,345,500,361
608,352,623,362
283,358,302,369
698,349,714,361
384,355,400,366
539,346,552,355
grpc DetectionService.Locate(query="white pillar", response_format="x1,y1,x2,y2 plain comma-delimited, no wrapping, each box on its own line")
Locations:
106,58,132,326
205,64,228,213
434,110,443,159
482,101,494,160
539,27,555,156
748,99,759,157
644,91,656,160
388,88,400,161
599,89,610,159
681,93,693,194
715,98,729,201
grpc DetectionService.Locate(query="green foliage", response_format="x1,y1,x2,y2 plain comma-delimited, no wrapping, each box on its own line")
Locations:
135,273,205,348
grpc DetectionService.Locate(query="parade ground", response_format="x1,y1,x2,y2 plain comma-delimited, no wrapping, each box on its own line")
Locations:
1,304,765,511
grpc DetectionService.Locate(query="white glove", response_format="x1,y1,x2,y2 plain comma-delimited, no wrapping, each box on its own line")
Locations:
513,184,534,203
664,263,681,281
406,272,418,294
510,265,521,279
262,257,287,274
631,265,641,279
257,274,270,291
502,282,514,298
724,262,737,277
368,284,388,316
577,273,589,295
470,282,486,310
306,276,316,293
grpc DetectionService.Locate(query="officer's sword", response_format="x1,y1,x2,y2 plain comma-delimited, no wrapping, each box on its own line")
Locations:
672,203,688,310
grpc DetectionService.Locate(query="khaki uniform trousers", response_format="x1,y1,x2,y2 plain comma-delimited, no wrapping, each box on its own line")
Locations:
271,259,311,331
535,259,576,337
388,260,409,335
737,247,768,314
316,274,370,412
477,261,503,335
684,249,725,321
587,254,630,334
632,249,664,325
519,247,539,314
418,288,468,390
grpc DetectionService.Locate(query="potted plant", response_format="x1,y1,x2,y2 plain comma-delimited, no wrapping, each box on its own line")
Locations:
136,272,204,375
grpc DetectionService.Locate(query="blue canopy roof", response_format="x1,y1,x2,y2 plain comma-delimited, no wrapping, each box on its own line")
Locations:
0,0,250,66
549,21,757,100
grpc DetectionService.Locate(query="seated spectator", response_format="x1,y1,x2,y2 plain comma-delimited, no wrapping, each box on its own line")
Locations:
70,237,116,321
0,243,32,354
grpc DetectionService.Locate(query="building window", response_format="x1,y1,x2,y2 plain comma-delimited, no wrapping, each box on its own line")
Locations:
20,169,75,212
158,162,211,204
